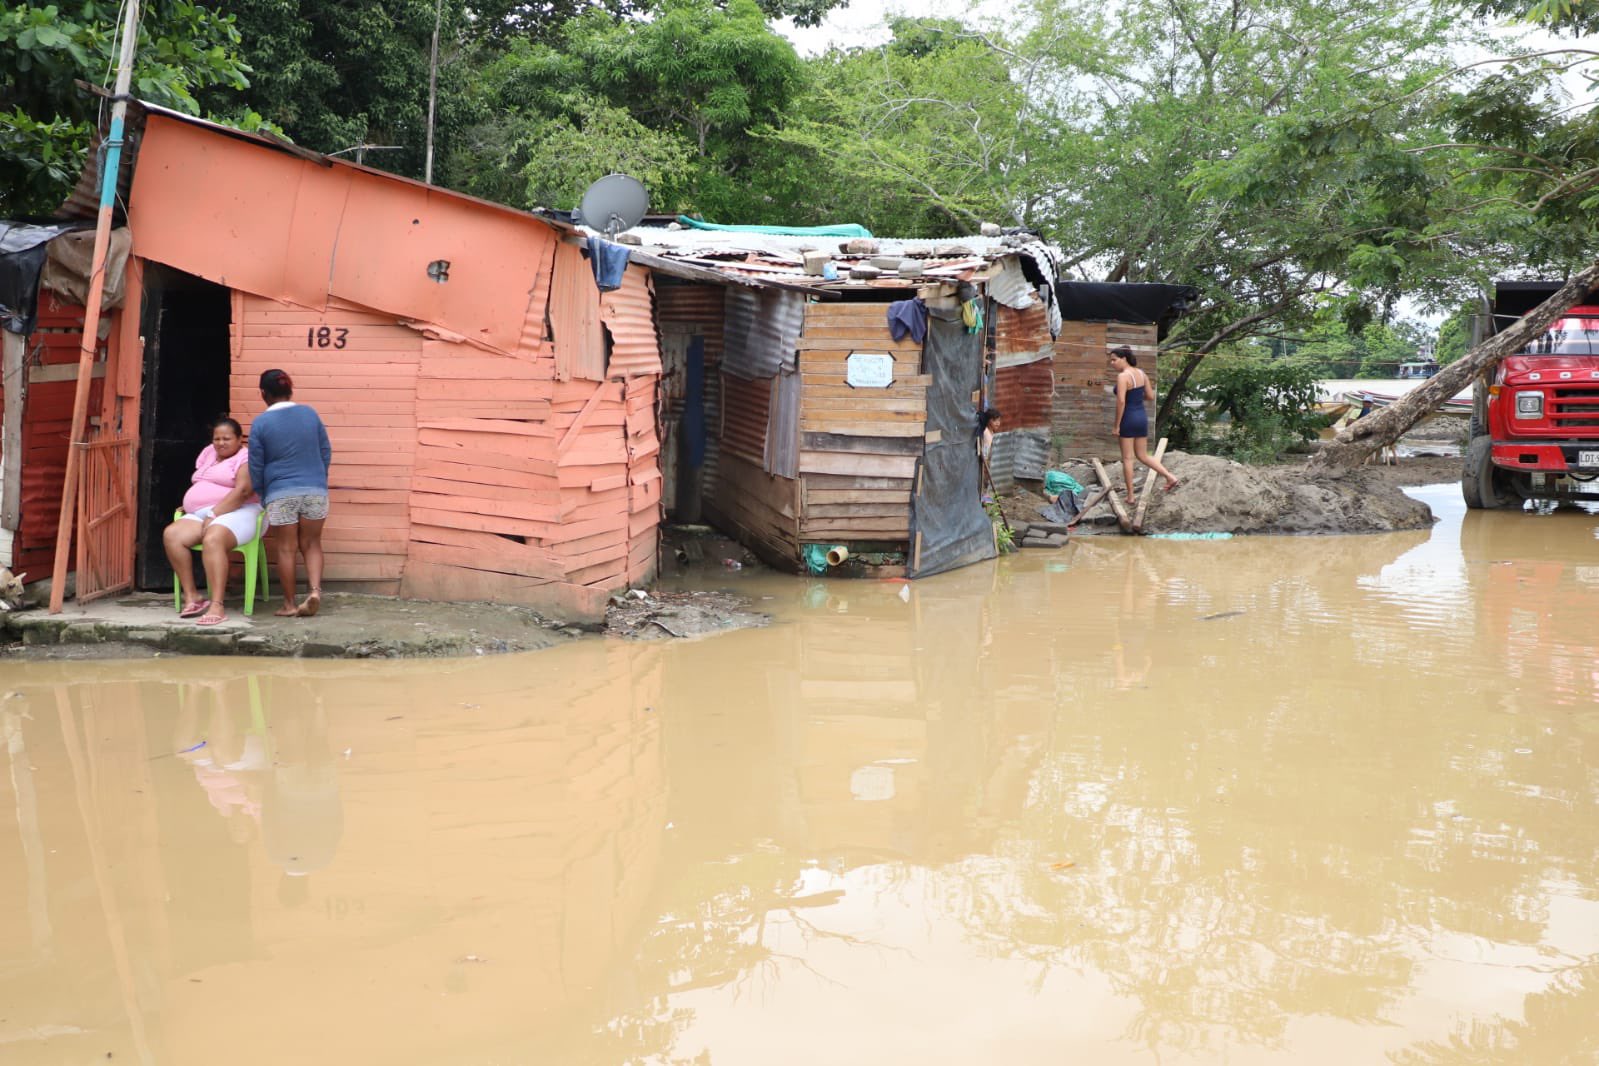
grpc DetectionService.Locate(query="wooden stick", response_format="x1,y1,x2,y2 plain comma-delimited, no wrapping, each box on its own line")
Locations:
980,458,1011,535
1066,485,1112,529
1132,436,1169,534
1090,458,1133,532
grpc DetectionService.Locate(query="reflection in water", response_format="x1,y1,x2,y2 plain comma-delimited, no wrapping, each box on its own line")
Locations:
4,488,1599,1063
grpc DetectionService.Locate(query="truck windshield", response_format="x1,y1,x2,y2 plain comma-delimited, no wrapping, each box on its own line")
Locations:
1526,318,1599,354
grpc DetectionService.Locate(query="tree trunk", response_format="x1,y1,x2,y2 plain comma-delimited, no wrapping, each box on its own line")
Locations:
1308,259,1599,473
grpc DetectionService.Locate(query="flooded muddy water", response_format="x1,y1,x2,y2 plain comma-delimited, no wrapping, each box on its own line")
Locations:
6,485,1599,1064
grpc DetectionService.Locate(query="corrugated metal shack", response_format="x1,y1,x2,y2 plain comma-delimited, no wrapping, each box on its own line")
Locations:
614,226,1070,576
3,102,663,621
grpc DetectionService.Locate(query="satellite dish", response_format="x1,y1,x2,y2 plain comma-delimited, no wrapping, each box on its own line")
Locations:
579,174,648,239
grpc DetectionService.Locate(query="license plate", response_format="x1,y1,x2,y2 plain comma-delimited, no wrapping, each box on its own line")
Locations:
1581,450,1599,467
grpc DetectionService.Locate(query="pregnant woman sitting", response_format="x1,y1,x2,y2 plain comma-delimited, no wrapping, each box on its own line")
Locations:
163,417,262,626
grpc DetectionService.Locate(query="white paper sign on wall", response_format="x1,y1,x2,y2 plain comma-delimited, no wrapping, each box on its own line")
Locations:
846,351,895,388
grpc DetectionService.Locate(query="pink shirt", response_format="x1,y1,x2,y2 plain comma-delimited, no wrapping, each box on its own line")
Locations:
183,444,259,514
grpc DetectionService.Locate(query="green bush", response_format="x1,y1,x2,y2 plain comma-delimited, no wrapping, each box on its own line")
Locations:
1166,356,1324,462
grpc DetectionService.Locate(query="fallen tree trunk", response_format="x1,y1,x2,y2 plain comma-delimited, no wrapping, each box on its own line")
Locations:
1309,259,1599,472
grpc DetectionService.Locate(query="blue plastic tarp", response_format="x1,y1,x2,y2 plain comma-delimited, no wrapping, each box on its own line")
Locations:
676,216,872,239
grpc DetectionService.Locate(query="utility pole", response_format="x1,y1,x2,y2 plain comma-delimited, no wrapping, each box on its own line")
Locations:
425,0,443,185
49,0,141,613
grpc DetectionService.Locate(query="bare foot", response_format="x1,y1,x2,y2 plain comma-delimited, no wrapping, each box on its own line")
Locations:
274,601,301,618
299,589,321,618
1164,477,1181,492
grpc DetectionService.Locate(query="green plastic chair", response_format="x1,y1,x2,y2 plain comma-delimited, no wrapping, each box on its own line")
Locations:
171,508,270,616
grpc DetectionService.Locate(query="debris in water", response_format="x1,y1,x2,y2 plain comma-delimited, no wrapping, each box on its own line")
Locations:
179,740,207,754
1202,610,1245,621
1050,861,1077,870
898,585,911,602
460,954,487,963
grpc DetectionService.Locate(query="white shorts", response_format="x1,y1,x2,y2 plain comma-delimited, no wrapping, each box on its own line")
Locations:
179,503,263,546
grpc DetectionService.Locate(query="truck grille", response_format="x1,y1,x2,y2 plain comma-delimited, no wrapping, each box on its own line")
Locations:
1551,387,1599,427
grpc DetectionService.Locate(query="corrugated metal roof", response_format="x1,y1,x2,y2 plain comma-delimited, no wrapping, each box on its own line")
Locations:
600,265,660,377
986,256,1041,310
722,287,803,380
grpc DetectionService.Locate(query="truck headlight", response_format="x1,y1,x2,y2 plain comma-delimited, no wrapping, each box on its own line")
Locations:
1515,391,1544,419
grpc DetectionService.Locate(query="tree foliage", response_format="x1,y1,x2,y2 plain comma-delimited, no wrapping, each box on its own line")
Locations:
1,1,250,216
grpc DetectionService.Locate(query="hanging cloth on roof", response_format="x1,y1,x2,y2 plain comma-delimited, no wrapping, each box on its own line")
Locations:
0,221,90,335
887,298,928,343
961,296,984,334
676,216,873,238
588,237,631,292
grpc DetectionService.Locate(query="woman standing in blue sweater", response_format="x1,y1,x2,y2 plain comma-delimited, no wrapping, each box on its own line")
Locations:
248,369,333,617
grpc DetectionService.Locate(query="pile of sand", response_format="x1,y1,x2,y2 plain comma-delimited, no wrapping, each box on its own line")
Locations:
1053,452,1437,535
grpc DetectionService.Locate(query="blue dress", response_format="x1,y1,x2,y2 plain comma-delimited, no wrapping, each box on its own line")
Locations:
1118,372,1149,439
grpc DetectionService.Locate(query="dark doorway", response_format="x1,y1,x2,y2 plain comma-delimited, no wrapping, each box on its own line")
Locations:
135,266,232,589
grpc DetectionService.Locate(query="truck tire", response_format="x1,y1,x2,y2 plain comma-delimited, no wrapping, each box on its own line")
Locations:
1463,435,1499,509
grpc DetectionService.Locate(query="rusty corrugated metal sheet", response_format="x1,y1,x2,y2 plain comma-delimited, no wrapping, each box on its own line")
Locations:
721,371,770,462
600,265,661,377
994,358,1054,431
722,287,803,379
995,303,1052,366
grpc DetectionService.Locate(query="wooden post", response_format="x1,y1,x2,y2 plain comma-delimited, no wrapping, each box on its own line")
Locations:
1132,437,1169,533
1,332,24,533
1090,457,1133,532
48,0,141,612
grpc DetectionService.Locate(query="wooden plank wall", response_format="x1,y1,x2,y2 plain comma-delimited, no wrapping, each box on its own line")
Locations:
795,302,925,546
1051,321,1158,461
232,294,420,592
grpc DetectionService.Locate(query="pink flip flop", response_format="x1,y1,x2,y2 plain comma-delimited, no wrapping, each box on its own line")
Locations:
195,612,228,627
179,598,210,619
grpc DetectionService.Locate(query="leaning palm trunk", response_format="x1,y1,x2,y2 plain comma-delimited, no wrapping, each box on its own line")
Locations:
1309,259,1599,472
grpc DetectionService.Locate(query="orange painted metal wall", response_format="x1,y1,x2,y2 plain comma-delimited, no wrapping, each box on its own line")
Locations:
232,293,421,591
122,115,660,619
129,115,555,358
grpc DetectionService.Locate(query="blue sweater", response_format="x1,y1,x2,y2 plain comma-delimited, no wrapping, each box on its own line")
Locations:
248,403,332,504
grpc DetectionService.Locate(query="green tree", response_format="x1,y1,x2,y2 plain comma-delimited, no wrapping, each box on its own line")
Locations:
194,0,481,180
449,0,803,218
1,1,250,216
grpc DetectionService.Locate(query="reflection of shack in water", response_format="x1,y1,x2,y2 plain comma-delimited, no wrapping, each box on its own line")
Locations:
0,645,669,1064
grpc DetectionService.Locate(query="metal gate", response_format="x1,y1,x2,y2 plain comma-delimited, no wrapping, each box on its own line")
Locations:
74,437,135,602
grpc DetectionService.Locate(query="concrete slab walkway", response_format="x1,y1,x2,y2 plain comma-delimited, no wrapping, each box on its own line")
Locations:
1,592,575,659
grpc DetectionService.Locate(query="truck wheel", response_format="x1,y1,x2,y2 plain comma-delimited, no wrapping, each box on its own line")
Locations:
1463,435,1499,509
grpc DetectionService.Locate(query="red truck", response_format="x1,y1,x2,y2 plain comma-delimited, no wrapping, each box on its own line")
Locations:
1464,281,1599,509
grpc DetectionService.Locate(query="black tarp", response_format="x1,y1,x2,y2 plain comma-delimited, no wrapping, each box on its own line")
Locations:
0,220,90,335
908,314,997,578
1055,281,1198,339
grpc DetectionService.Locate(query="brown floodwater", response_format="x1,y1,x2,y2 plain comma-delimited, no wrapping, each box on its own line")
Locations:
5,484,1599,1064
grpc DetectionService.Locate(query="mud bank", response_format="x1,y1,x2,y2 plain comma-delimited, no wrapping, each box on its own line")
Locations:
1033,451,1438,535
